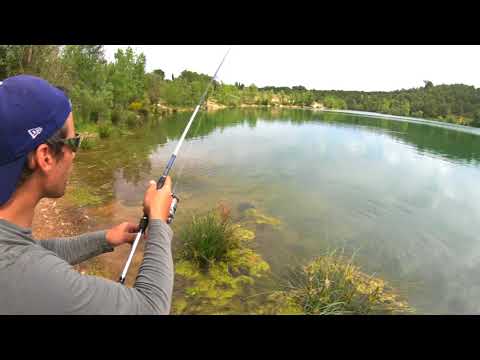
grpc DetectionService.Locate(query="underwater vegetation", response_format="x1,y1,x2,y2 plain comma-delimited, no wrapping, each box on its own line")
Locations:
259,250,414,315
179,204,239,270
172,204,412,314
70,200,412,315
64,183,104,208
172,204,271,314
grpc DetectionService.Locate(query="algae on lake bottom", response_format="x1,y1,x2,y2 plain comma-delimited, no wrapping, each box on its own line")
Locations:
256,254,414,315
172,222,271,314
243,208,282,227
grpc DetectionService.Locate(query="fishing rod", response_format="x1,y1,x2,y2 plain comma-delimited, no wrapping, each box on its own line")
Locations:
119,49,230,284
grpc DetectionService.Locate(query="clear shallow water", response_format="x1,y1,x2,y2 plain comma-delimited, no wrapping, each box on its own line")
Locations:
74,108,480,314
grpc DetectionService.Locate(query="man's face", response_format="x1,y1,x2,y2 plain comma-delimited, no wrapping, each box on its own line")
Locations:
43,113,77,198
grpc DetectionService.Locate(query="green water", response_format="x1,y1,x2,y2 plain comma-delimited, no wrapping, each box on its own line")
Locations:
73,108,480,314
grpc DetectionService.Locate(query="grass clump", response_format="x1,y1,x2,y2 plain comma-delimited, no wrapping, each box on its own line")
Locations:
173,204,271,314
79,134,98,150
243,208,282,227
125,111,138,128
98,122,114,139
65,184,103,207
271,251,413,315
79,137,95,150
180,204,239,270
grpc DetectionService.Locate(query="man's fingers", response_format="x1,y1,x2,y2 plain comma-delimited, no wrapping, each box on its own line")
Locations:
163,176,172,190
147,180,156,193
147,177,172,192
125,222,140,233
125,233,136,243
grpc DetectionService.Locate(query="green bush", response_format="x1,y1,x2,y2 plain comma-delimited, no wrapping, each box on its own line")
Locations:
180,208,239,270
125,111,138,128
98,122,113,139
138,107,149,119
128,101,143,111
276,251,412,315
110,108,125,125
323,96,347,109
79,136,97,150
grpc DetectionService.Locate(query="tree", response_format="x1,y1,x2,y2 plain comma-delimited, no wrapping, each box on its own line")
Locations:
108,47,146,107
292,85,307,91
153,69,165,80
323,96,347,109
0,45,65,83
423,80,434,89
146,72,165,107
0,46,7,79
62,45,107,90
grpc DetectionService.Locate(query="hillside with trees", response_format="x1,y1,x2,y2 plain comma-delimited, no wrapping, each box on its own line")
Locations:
2,45,480,130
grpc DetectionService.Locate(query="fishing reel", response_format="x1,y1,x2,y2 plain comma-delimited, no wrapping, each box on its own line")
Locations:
167,193,180,224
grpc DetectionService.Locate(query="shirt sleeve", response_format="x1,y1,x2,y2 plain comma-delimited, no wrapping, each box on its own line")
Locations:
38,230,114,265
24,220,174,315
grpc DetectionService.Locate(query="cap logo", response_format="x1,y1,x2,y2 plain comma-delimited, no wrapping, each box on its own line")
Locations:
28,127,43,139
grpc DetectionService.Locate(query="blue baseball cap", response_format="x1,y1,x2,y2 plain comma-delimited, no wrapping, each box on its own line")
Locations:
0,75,72,206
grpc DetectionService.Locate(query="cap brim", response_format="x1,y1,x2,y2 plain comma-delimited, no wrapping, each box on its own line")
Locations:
0,156,27,206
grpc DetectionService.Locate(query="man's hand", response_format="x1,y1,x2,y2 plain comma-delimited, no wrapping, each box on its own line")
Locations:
106,222,140,247
106,177,173,247
143,176,173,222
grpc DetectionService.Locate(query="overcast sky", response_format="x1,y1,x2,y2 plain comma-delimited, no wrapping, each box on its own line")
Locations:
104,45,480,92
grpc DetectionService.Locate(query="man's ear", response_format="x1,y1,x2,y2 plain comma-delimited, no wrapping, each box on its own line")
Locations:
33,144,57,174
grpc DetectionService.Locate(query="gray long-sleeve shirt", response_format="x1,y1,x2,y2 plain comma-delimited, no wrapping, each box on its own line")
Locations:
0,218,174,315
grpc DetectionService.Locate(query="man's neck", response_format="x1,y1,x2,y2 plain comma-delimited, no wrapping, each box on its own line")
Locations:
0,185,41,229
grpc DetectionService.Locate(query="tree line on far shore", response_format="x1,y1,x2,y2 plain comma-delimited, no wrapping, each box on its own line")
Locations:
2,45,479,128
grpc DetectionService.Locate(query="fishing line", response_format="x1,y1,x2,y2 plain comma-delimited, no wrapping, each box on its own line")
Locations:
119,49,230,284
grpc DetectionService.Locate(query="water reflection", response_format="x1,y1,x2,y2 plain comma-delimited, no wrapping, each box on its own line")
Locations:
74,108,480,314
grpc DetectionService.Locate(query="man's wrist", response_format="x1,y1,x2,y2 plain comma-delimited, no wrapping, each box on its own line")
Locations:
148,211,167,222
101,231,115,252
105,229,114,246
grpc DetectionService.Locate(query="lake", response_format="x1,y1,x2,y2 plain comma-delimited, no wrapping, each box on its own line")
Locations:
72,108,480,314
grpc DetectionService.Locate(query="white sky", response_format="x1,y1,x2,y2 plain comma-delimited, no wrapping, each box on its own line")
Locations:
104,45,480,92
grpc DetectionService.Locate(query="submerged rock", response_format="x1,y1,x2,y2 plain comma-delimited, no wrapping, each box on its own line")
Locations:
237,202,255,212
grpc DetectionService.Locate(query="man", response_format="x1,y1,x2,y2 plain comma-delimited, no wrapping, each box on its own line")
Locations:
0,75,174,314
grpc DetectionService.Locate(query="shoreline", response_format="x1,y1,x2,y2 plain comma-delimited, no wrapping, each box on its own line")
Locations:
165,103,480,132
76,103,480,163
319,108,480,135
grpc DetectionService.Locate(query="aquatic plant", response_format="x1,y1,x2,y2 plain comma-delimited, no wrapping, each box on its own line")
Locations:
79,135,97,150
172,204,271,314
64,184,103,207
180,205,240,270
98,122,114,139
269,251,413,315
243,208,282,227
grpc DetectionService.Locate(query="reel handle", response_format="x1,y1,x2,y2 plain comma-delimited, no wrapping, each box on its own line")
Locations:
167,195,180,224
